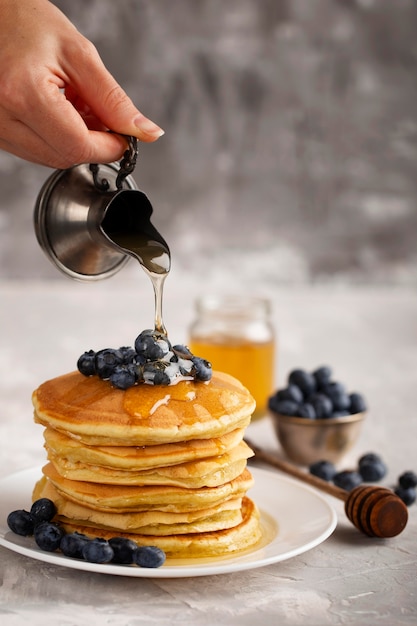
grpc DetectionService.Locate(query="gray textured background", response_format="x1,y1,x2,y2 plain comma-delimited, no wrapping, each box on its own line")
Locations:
1,0,416,285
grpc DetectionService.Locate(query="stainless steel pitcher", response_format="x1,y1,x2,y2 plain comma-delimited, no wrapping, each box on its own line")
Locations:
33,136,167,281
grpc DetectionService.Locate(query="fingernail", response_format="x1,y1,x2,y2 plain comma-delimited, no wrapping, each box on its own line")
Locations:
134,115,165,138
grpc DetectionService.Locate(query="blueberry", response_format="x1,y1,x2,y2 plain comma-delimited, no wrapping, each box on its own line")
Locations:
172,344,193,359
333,470,363,491
288,369,317,397
77,350,96,376
143,362,171,385
191,356,212,382
312,366,332,389
110,364,138,389
359,460,387,482
359,452,383,467
276,385,304,404
270,399,299,416
398,471,417,489
30,498,57,525
109,537,138,564
95,348,124,379
309,460,337,481
394,486,416,506
82,538,114,564
118,346,137,364
308,393,333,419
7,510,34,536
322,382,350,412
133,353,147,367
331,410,350,417
134,545,166,568
349,392,367,414
34,522,64,552
60,532,90,559
297,403,316,419
134,329,171,361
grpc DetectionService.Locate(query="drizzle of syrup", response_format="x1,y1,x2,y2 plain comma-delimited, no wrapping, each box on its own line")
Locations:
100,189,170,334
123,374,252,424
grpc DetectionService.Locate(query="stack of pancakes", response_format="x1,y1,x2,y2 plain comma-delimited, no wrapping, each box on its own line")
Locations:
32,370,262,559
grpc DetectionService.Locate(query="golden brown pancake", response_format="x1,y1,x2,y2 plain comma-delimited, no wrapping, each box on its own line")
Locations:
33,371,255,445
32,368,262,560
35,476,261,558
43,426,245,471
34,477,244,535
42,463,254,513
46,440,254,488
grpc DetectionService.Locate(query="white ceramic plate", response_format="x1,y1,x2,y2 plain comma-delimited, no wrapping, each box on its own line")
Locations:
0,466,336,578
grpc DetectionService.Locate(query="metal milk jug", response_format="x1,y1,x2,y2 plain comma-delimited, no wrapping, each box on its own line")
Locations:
33,136,168,280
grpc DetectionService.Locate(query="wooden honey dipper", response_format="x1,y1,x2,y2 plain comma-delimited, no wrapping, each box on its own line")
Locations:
245,439,408,538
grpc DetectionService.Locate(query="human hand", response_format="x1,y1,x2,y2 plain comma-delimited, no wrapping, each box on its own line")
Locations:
0,0,164,168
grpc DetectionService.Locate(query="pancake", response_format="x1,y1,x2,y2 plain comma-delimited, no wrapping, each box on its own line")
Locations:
42,463,254,513
33,370,255,445
62,497,261,559
43,426,245,471
34,477,244,535
46,440,254,488
32,366,262,561
35,483,262,559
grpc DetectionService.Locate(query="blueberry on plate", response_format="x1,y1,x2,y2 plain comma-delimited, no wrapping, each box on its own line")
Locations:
109,537,138,564
134,545,166,568
394,485,416,507
34,522,64,552
7,509,34,536
333,470,363,491
309,460,336,481
288,369,317,397
77,350,96,376
30,498,57,525
60,532,90,559
398,471,417,489
82,538,114,564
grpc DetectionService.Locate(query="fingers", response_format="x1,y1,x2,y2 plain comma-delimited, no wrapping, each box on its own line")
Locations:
0,100,129,169
62,38,164,143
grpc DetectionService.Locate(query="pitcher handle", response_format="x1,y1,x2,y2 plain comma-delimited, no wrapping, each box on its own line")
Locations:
89,135,138,192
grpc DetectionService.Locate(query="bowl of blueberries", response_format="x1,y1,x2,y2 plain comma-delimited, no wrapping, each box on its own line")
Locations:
268,365,367,465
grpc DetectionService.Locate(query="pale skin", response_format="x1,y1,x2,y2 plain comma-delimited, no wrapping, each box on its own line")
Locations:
0,0,164,168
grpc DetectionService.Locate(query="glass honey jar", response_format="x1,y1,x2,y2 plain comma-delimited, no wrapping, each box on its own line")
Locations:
188,295,276,419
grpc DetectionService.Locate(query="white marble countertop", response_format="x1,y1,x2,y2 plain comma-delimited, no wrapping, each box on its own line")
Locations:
0,277,416,626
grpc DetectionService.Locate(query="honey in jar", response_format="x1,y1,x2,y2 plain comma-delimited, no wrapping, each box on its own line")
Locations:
188,296,276,419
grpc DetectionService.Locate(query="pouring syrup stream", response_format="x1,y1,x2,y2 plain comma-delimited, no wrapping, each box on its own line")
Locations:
100,189,171,335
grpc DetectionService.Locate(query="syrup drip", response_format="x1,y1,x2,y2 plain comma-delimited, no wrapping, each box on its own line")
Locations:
100,190,171,335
